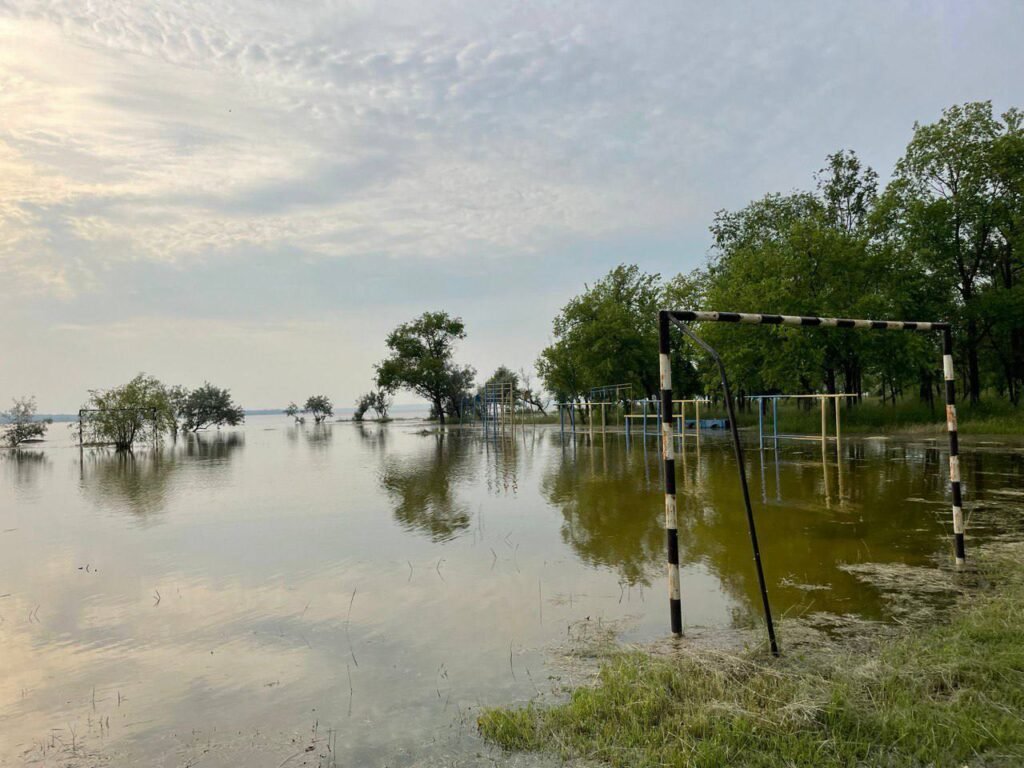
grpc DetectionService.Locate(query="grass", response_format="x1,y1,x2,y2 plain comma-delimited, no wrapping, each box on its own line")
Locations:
478,546,1024,767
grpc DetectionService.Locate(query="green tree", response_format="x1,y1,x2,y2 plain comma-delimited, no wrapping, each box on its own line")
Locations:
353,394,371,422
883,102,1024,403
303,395,334,424
1,397,49,447
537,265,664,402
369,389,392,420
178,383,245,432
82,374,175,451
284,402,302,422
375,311,476,426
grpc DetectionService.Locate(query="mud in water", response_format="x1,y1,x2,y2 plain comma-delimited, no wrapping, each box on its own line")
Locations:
1,417,1022,765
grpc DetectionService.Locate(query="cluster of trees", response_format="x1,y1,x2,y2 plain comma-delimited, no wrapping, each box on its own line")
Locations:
353,390,392,422
370,311,552,425
1,397,50,447
285,395,334,424
539,102,1024,408
81,374,245,451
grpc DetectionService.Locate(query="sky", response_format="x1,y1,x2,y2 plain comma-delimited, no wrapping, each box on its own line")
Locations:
2,1,1023,412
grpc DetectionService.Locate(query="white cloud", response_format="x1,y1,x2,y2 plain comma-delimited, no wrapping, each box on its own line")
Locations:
1,0,1022,409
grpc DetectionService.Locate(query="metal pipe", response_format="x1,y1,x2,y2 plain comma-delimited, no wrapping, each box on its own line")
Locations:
658,312,682,636
944,330,966,564
671,316,779,656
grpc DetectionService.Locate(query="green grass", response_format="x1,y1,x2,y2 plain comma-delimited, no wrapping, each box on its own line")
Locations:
479,548,1024,767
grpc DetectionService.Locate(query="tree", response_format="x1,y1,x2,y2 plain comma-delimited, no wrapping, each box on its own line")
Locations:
303,395,334,423
284,402,303,423
375,311,476,426
537,266,670,402
1,396,49,447
883,102,1023,403
369,389,392,420
82,373,175,451
518,367,548,415
178,383,245,432
353,394,371,422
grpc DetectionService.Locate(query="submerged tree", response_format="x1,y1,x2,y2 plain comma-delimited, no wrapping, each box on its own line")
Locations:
369,389,392,420
375,311,476,426
1,397,49,447
284,402,303,423
82,374,175,451
353,394,371,422
178,383,245,432
303,395,334,423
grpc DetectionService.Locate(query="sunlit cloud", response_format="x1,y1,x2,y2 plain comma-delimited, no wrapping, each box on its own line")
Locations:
1,1,1022,409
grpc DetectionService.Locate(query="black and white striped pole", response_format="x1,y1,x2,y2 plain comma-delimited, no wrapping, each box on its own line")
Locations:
943,328,966,565
659,312,683,636
659,309,968,650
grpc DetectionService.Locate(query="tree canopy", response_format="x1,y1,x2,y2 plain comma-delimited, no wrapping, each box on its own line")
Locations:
534,103,1023,410
375,311,476,425
1,397,49,448
178,383,245,432
303,395,334,423
81,373,175,451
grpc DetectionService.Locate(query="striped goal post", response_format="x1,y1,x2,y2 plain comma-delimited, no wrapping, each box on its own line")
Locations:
659,310,964,653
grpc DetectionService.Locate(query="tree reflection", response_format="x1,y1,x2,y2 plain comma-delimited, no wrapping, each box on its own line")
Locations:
541,436,662,586
80,435,243,520
80,448,176,520
380,434,473,542
181,431,245,460
1,449,49,491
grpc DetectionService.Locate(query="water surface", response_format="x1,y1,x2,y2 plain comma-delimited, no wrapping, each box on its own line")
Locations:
1,417,1021,765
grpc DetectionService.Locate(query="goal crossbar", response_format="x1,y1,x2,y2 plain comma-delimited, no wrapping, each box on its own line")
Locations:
658,309,963,656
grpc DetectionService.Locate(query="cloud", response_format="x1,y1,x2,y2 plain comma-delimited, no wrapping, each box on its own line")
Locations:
1,0,1022,408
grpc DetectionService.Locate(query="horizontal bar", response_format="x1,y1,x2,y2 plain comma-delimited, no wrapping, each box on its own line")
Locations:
668,310,948,332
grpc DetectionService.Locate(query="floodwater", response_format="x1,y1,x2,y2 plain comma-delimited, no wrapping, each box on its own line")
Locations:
1,416,1022,766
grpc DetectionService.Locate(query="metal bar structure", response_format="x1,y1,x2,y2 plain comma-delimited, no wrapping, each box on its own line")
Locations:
658,312,966,652
665,318,778,655
748,393,859,449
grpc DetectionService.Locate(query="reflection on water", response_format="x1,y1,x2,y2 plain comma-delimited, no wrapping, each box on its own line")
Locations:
1,448,50,492
542,436,661,585
380,433,474,541
1,417,1021,766
79,433,244,520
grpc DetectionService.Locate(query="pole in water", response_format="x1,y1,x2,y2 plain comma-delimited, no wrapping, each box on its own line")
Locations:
671,316,778,656
943,329,966,565
659,312,683,636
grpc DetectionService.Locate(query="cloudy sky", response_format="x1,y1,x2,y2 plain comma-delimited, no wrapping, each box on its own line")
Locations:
2,1,1022,412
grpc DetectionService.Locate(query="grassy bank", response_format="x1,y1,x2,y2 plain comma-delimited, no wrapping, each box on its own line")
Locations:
479,547,1024,767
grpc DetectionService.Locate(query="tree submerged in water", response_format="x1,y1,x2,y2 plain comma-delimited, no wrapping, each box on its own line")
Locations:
178,383,245,432
354,390,392,422
81,374,174,451
375,311,475,426
81,374,246,450
1,396,50,448
304,395,334,423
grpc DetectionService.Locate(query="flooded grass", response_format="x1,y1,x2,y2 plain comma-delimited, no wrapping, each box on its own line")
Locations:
478,544,1024,767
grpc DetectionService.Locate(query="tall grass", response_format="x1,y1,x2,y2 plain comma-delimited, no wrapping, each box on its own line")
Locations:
479,548,1024,767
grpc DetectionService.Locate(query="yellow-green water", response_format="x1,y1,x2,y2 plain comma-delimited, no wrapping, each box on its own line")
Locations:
1,416,1021,765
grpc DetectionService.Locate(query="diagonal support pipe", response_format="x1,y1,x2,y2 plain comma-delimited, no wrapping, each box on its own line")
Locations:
669,316,779,656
